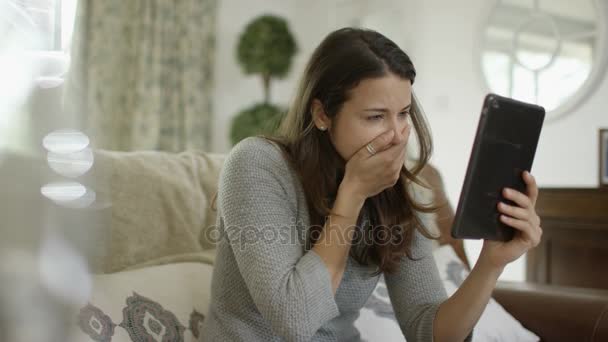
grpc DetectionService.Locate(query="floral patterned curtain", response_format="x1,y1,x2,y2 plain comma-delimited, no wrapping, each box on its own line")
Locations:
65,0,217,151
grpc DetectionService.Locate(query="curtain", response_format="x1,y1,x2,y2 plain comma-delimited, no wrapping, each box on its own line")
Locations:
65,0,217,151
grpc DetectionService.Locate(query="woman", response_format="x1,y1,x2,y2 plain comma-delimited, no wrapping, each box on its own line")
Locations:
202,28,542,342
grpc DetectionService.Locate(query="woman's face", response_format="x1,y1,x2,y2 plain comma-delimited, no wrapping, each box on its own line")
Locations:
314,73,412,161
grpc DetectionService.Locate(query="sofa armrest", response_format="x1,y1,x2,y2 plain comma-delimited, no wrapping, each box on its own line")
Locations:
493,281,608,342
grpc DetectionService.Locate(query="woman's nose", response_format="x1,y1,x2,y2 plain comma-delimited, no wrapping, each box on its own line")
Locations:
389,123,407,144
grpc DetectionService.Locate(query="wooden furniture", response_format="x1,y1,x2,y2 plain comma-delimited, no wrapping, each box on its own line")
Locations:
423,167,608,341
419,164,608,341
527,188,608,290
493,281,608,342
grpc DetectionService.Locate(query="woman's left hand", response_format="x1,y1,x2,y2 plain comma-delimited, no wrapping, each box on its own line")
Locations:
478,171,543,271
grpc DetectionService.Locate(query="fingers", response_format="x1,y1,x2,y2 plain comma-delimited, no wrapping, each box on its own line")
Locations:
502,187,532,209
499,215,542,247
497,202,540,226
523,171,538,206
361,130,395,158
359,124,411,169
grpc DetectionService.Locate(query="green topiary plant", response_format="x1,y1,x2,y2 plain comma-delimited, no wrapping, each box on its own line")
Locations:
229,15,297,146
230,103,285,145
236,15,298,104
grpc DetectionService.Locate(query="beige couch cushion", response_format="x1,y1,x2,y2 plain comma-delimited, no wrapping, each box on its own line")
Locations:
90,149,224,273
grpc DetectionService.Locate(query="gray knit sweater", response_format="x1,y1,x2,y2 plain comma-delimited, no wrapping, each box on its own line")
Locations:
201,137,474,342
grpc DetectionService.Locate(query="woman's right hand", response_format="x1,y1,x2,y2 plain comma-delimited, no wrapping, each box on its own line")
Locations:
340,126,412,202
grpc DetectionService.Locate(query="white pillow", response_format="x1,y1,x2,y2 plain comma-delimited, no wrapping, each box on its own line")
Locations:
355,245,540,342
68,262,213,342
354,274,405,341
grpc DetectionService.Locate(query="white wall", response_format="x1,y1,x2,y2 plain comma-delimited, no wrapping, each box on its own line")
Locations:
211,0,608,281
384,0,608,282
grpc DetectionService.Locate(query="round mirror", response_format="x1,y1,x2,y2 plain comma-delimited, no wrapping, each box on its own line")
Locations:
477,0,607,123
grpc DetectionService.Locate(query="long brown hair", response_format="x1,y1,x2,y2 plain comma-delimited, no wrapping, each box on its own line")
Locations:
218,27,443,275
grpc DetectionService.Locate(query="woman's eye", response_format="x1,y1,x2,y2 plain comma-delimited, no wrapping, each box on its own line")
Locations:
367,111,408,121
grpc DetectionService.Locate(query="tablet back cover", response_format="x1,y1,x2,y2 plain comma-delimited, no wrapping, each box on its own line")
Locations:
451,94,545,241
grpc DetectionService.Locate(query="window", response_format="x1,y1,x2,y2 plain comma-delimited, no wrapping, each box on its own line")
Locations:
10,0,78,53
478,0,607,122
0,0,78,153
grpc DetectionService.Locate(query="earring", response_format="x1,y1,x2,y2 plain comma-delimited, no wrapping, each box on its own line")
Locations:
319,126,327,131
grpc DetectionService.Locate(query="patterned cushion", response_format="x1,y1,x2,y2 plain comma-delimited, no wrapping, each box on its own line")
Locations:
354,245,540,341
68,262,213,342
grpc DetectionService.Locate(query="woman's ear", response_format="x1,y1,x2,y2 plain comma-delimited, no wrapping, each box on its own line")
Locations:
311,99,331,130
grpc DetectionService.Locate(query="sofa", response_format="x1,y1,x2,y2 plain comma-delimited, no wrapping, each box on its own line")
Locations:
22,147,605,341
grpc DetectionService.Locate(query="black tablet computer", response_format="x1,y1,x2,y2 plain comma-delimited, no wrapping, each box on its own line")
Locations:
451,94,545,241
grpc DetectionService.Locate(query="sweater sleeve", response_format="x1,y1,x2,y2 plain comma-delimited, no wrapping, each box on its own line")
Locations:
216,137,340,341
384,228,474,342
